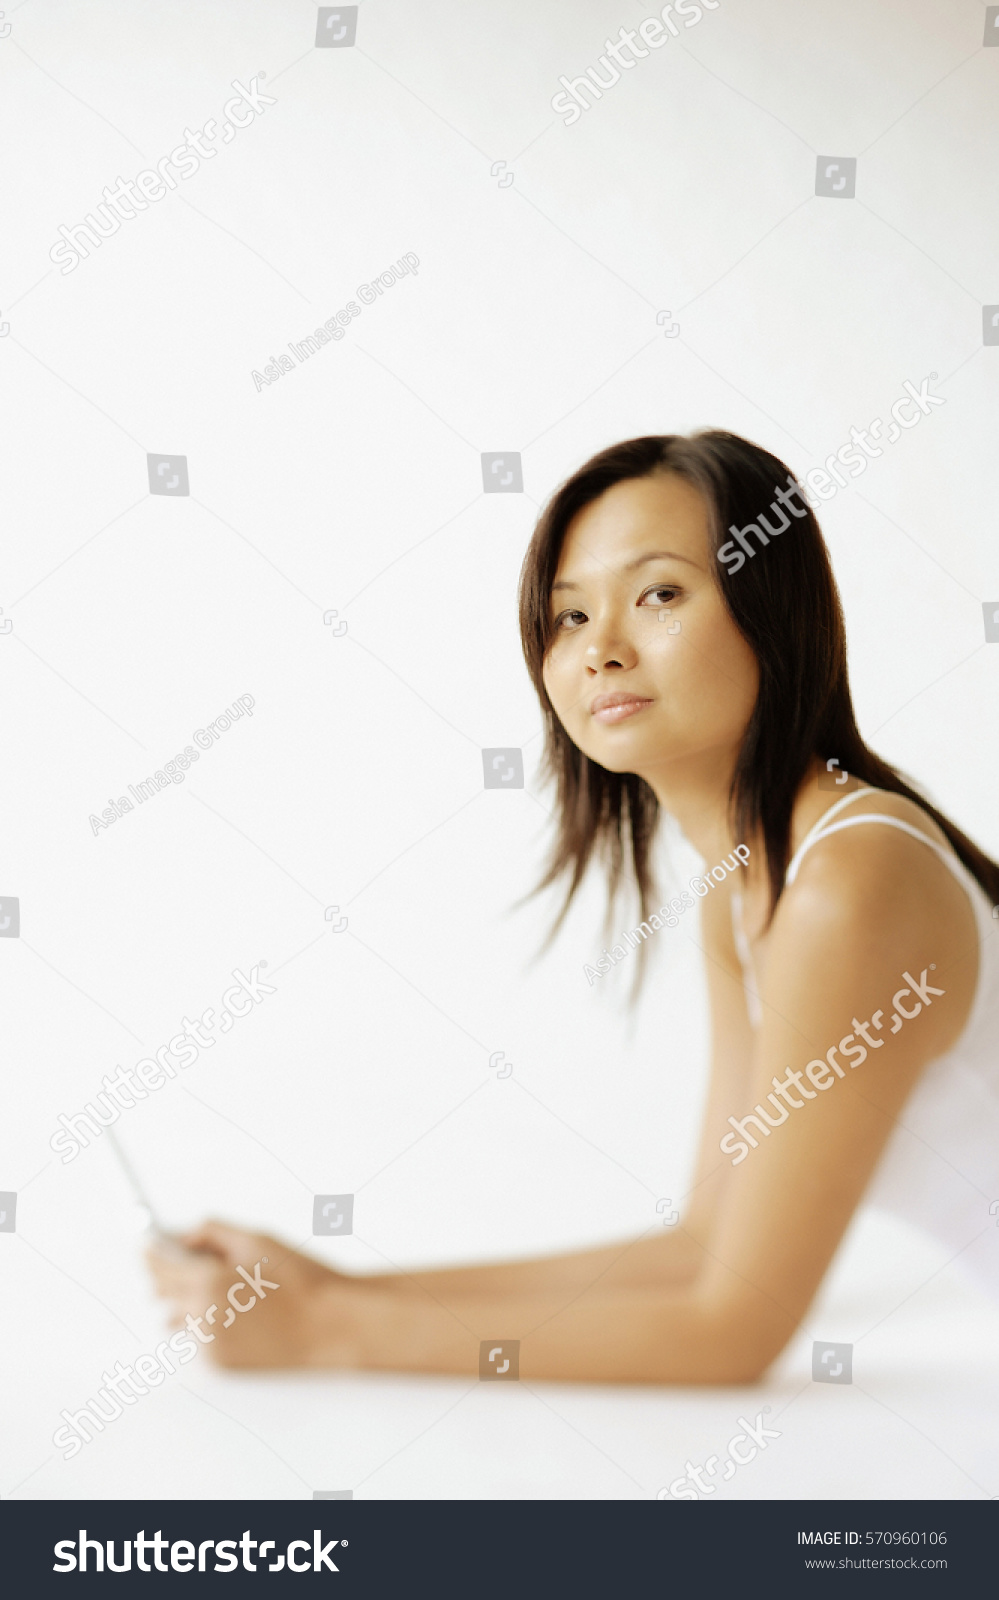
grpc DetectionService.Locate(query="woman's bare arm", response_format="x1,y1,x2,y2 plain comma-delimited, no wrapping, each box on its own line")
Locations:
332,822,978,1382
365,1228,704,1301
363,883,758,1304
149,823,978,1381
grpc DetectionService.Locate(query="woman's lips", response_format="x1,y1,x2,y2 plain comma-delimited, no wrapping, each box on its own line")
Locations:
590,695,654,724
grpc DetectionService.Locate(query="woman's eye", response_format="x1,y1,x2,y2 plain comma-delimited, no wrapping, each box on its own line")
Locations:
554,609,586,631
640,585,680,608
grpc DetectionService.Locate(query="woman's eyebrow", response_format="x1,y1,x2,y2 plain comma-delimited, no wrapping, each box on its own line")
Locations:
551,550,702,592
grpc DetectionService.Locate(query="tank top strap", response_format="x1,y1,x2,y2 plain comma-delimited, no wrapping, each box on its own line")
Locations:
783,807,995,1047
786,811,974,889
785,786,879,883
732,794,992,1032
730,890,764,1029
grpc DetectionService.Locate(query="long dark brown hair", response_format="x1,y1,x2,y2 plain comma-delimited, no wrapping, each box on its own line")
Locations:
517,430,999,996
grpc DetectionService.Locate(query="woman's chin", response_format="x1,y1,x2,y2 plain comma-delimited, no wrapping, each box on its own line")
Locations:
586,735,647,773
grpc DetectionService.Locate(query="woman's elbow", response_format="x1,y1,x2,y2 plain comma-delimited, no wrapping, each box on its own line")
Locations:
646,1297,791,1386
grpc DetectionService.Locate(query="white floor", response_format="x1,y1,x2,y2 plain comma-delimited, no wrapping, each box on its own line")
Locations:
7,1206,999,1502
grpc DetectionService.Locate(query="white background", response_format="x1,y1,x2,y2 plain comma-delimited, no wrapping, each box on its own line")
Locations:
1,0,998,1501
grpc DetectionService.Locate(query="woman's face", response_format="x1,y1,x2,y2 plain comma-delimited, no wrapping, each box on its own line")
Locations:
541,472,759,791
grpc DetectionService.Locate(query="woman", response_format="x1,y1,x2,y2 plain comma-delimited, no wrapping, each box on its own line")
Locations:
149,431,999,1383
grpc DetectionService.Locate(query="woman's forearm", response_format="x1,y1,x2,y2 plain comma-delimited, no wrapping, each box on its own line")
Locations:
364,1227,704,1303
333,1273,778,1386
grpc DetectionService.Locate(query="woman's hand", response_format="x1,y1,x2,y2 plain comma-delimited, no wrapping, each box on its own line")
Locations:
145,1219,385,1370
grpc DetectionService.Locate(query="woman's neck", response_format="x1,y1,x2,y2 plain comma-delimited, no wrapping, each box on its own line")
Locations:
641,749,762,887
643,753,835,899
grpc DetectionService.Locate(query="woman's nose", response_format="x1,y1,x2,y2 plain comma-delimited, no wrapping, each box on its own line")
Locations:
585,620,637,670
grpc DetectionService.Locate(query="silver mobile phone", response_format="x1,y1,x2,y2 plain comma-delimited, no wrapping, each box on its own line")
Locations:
105,1127,209,1257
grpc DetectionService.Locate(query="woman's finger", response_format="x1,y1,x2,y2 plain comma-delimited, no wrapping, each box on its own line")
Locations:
145,1237,222,1296
177,1218,270,1263
145,1258,215,1296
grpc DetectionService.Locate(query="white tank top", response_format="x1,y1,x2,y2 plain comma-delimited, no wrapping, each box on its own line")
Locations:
730,787,999,1298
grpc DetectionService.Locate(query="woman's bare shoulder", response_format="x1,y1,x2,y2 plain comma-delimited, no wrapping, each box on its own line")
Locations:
773,783,979,1052
785,783,972,914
